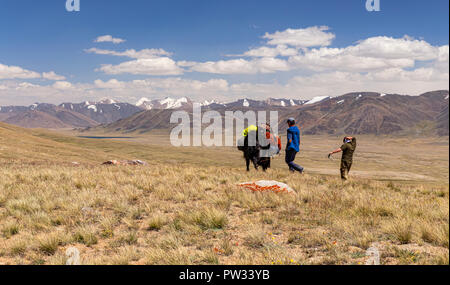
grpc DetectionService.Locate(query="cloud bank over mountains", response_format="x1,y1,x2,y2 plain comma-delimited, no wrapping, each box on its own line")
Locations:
0,26,448,105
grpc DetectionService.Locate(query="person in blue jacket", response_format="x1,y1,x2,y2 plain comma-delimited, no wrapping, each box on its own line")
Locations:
285,118,304,173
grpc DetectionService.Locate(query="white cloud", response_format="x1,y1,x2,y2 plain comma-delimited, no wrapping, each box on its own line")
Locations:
177,61,197,67
98,58,184,76
85,48,172,59
128,78,229,94
94,35,126,44
42,71,66,81
63,77,230,103
222,68,448,100
434,45,449,72
237,45,299,58
15,82,41,90
190,59,255,74
288,47,416,72
285,69,449,98
288,36,444,72
263,26,335,47
190,57,290,74
188,34,444,75
229,82,284,98
368,67,448,82
1,27,448,105
438,45,449,62
94,79,125,89
0,64,66,82
0,81,85,105
52,81,73,90
347,36,438,60
0,63,41,80
1,61,447,106
86,47,180,76
85,28,447,79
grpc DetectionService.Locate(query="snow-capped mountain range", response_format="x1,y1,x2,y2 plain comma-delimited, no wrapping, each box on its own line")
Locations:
0,95,328,128
103,90,449,136
134,96,309,110
0,96,307,128
1,91,448,134
136,97,192,110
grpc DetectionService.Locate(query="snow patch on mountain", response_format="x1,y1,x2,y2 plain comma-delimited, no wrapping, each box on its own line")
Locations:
160,97,188,109
87,105,97,112
305,96,330,105
136,97,154,110
243,99,250,107
136,97,150,107
201,100,222,106
99,98,118,104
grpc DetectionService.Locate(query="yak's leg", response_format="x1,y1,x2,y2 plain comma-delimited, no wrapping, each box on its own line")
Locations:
252,157,259,170
263,160,269,172
262,160,269,171
246,158,250,171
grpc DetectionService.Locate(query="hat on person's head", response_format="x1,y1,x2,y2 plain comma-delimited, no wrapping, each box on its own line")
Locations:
287,118,296,125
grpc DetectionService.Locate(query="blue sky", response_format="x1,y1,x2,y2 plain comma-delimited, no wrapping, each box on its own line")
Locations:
0,0,448,105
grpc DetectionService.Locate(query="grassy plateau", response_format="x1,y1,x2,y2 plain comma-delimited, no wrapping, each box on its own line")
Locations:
0,123,448,265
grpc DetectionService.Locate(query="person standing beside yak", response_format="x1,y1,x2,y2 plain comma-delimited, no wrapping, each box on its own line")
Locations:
285,118,304,174
328,137,357,181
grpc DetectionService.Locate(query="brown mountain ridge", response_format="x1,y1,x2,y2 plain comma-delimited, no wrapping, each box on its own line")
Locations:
100,90,449,136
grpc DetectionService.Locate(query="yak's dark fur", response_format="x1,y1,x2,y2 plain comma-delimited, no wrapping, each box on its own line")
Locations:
238,130,271,172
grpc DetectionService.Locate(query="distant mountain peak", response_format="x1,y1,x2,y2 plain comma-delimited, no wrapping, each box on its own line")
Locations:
159,97,189,109
135,97,191,110
98,98,118,104
200,99,223,106
304,96,330,105
136,97,153,110
136,97,150,106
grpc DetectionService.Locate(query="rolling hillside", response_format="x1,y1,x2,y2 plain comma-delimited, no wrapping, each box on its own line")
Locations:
0,101,142,129
3,104,98,128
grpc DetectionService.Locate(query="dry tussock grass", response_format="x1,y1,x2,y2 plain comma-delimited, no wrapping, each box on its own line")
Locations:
0,162,448,265
0,123,448,264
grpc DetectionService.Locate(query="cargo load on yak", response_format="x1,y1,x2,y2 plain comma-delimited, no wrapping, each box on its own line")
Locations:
237,124,280,157
237,124,281,171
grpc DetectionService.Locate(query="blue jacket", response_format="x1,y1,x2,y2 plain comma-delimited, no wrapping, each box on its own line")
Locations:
286,126,300,152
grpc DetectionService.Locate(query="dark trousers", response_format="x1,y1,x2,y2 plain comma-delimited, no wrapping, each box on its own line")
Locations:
285,149,304,173
340,160,352,180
